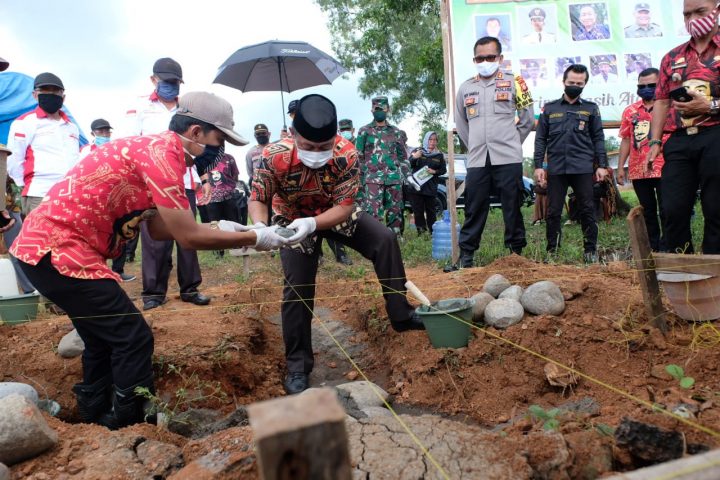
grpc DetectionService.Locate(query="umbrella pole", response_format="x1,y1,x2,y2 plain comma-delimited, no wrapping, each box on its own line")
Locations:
278,60,287,130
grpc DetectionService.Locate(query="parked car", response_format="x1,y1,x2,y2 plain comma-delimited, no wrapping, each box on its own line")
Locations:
404,154,534,217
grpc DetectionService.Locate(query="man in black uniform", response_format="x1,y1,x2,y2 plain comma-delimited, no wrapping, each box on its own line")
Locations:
533,64,608,263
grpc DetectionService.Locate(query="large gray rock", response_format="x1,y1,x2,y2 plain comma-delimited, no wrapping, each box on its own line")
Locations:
335,381,389,410
484,298,525,329
499,285,523,301
483,274,512,298
58,328,85,358
470,292,494,323
0,382,38,404
0,394,58,465
521,281,566,316
0,463,8,480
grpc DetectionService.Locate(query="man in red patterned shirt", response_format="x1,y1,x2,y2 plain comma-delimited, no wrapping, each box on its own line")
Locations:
10,92,289,429
228,94,424,395
648,0,720,254
618,68,668,252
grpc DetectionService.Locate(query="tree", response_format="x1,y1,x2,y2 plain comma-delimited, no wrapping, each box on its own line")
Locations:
315,0,445,142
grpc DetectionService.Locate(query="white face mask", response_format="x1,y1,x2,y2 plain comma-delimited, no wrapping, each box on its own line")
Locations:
476,61,499,77
297,147,333,169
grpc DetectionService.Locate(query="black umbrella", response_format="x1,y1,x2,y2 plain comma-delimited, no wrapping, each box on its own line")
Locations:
214,40,347,129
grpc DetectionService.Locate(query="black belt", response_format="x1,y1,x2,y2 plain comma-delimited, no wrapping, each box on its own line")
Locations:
672,123,720,136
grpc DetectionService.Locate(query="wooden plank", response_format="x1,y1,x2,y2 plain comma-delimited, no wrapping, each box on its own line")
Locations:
248,388,351,480
440,0,460,264
454,180,465,202
627,206,668,333
603,448,720,479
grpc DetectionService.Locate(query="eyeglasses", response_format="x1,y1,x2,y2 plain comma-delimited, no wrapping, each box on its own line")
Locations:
474,54,498,63
637,83,657,88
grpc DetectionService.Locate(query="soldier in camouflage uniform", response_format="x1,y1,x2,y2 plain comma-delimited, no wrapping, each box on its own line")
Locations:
355,96,411,235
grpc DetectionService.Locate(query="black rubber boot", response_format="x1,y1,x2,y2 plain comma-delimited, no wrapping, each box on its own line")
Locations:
72,375,113,423
98,374,157,430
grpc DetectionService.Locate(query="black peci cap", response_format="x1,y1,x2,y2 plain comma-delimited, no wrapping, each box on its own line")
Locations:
292,94,337,143
34,72,64,90
153,57,183,82
90,118,112,131
0,56,8,72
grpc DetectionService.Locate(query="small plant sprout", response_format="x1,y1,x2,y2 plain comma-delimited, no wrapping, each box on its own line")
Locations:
665,364,695,389
529,404,561,431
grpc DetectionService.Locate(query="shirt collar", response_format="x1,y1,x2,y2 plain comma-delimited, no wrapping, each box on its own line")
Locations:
687,31,720,52
560,96,583,105
34,106,70,123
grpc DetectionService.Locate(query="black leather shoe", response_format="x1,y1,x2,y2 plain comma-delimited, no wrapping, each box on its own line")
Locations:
391,312,426,332
284,372,309,395
336,253,353,266
181,292,211,306
460,251,475,268
143,297,168,311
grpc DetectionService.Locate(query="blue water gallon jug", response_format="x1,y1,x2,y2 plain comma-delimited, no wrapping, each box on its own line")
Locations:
432,210,460,260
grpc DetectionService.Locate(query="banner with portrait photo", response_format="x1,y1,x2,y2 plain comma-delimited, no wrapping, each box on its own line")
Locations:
450,0,691,122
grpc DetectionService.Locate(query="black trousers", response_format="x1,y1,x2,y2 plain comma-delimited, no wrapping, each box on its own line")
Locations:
141,189,202,301
662,126,720,254
633,178,665,252
324,238,347,259
17,254,153,389
207,197,241,223
111,236,138,274
280,213,415,373
459,160,526,254
408,192,437,233
547,173,597,253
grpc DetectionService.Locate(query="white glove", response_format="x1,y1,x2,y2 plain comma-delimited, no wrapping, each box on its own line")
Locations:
285,217,317,244
217,220,266,232
253,225,291,251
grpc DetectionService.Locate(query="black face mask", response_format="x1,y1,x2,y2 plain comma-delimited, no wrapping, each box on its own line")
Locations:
38,93,63,114
564,85,584,99
194,143,224,176
256,135,269,145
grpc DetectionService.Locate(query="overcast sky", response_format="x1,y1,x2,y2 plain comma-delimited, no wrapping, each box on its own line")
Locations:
1,0,426,179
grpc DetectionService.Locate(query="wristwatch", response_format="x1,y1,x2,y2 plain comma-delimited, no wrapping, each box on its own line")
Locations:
648,139,662,148
709,98,720,115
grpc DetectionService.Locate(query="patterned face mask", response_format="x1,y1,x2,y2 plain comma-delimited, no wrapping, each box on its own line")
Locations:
687,4,719,38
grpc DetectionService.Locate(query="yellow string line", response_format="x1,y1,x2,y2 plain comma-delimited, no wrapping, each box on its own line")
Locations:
412,300,720,439
284,280,452,480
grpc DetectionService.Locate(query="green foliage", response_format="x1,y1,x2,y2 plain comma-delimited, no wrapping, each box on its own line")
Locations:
665,364,695,389
605,136,620,153
315,0,445,127
595,423,615,437
528,404,561,431
135,364,228,424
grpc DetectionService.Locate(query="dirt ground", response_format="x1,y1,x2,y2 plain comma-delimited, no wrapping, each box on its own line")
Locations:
2,253,720,478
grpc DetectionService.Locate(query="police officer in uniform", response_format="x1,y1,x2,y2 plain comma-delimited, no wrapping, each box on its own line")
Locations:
454,36,535,268
624,3,663,38
534,64,608,263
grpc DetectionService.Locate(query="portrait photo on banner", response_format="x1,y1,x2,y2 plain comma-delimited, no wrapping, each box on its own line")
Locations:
623,0,664,38
474,13,513,53
516,4,558,45
590,54,619,85
519,58,549,88
624,53,654,77
569,2,612,42
554,56,582,80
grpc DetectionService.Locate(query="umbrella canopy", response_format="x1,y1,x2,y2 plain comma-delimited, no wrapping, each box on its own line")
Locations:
213,40,346,128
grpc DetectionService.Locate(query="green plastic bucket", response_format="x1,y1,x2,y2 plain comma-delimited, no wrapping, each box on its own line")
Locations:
0,293,40,325
416,298,474,349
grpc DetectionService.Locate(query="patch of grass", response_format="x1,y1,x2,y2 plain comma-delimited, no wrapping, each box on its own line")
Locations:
528,404,561,431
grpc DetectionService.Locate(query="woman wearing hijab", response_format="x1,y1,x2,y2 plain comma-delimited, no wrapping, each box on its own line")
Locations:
408,131,447,235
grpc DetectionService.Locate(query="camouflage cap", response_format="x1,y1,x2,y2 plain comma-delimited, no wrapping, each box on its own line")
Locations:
635,2,650,12
338,118,353,130
371,96,389,109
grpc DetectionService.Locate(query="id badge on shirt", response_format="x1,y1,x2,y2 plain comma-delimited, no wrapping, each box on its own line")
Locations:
465,95,479,119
